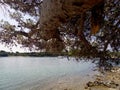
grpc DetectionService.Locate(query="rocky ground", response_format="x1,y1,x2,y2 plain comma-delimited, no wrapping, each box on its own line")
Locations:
85,66,120,90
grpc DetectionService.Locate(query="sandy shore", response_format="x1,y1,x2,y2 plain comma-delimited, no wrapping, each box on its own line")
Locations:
30,66,120,90
86,66,120,90
30,70,98,90
90,66,120,90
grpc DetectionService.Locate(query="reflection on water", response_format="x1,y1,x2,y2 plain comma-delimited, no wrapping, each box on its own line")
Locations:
0,57,96,90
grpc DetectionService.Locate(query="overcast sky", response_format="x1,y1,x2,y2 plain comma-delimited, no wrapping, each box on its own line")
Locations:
0,5,30,52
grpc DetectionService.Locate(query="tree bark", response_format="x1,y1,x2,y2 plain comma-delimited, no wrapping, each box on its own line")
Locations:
40,0,104,31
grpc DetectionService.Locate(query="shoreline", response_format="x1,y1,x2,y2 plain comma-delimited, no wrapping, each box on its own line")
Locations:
30,68,98,90
30,67,120,90
86,66,120,90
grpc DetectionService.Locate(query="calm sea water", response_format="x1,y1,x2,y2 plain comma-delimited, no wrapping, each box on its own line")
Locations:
0,57,96,90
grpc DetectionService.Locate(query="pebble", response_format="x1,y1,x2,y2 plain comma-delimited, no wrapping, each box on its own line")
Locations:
86,66,120,90
86,81,119,88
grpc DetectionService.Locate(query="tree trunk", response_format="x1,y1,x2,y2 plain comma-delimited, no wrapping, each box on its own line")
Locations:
40,0,104,31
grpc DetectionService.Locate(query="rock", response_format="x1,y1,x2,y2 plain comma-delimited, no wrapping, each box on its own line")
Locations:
111,67,120,73
86,66,120,90
84,86,88,89
109,81,119,88
64,89,68,90
87,81,95,87
86,80,119,89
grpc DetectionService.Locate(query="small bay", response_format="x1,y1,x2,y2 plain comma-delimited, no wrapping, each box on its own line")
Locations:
0,57,96,90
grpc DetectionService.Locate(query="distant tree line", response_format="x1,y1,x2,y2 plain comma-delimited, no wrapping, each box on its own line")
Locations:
0,50,9,56
0,50,67,57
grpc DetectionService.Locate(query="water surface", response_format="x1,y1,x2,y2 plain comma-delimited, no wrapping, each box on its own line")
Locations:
0,57,96,90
